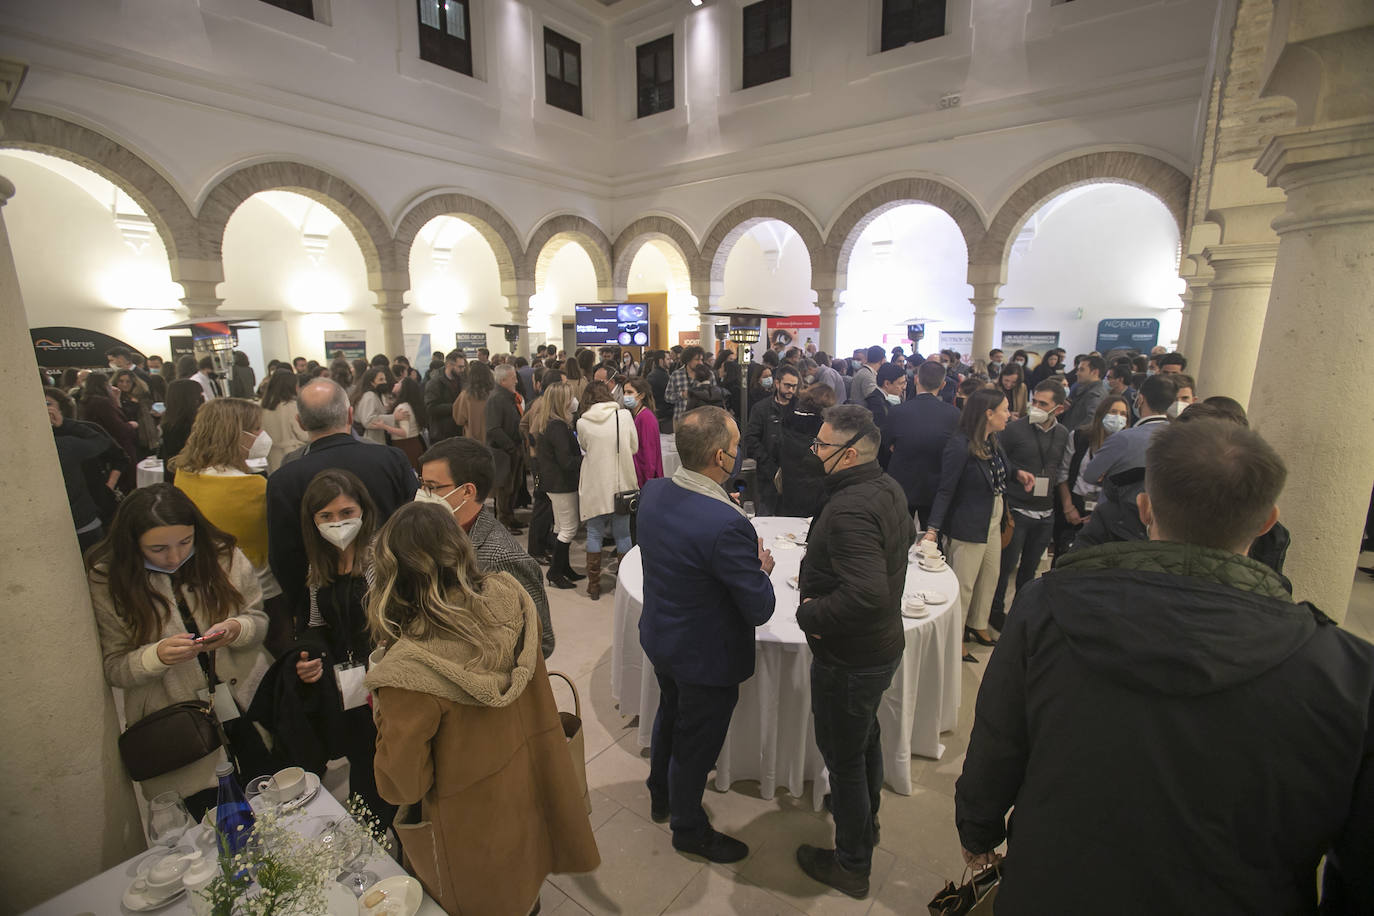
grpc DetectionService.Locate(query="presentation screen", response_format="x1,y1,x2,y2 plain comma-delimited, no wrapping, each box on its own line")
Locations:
575,302,650,347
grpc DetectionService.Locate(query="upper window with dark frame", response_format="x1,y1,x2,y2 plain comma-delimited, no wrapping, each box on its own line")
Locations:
880,0,946,52
544,27,583,116
742,0,791,90
259,0,315,17
417,0,473,77
636,35,674,119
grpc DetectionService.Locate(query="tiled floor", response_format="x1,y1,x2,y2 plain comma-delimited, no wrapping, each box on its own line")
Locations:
326,529,1374,914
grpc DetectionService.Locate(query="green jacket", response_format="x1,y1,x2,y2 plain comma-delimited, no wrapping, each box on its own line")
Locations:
1055,539,1293,603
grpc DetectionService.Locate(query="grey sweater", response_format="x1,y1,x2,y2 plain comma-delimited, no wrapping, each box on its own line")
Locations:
998,417,1070,514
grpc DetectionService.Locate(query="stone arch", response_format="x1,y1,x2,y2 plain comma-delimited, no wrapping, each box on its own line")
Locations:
970,151,1190,285
611,214,700,295
824,176,986,290
524,214,615,299
699,198,826,288
393,190,524,289
0,109,201,270
197,161,399,283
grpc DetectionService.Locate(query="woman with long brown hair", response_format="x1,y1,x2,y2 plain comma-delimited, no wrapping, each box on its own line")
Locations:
1054,392,1131,556
157,378,207,479
924,387,1034,659
260,368,310,473
532,382,583,589
366,501,599,915
998,364,1029,420
87,484,271,817
452,360,495,445
79,372,139,487
112,368,159,458
351,365,395,445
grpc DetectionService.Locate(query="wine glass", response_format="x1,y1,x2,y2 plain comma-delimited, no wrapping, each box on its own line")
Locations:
338,834,378,897
147,792,192,848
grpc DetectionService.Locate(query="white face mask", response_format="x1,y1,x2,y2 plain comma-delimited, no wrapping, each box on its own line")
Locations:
245,430,272,461
1027,406,1050,425
1102,414,1128,433
317,517,362,550
760,376,774,389
622,395,637,409
414,486,468,517
1166,400,1188,418
885,392,901,406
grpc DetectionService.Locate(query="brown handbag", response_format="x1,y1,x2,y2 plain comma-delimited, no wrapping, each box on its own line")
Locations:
548,671,591,814
1000,502,1016,550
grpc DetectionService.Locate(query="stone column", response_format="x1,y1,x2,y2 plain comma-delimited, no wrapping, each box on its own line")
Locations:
1180,274,1214,370
969,282,1001,363
1197,242,1277,406
0,174,144,909
372,288,407,358
178,277,222,319
697,299,719,354
814,289,840,355
1247,119,1374,623
505,292,531,359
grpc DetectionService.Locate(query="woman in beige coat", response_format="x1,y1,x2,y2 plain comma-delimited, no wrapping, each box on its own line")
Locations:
258,368,310,473
87,483,271,817
366,501,600,915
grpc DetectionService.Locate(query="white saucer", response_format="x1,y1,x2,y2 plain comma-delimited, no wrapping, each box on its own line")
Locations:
917,590,948,604
123,878,185,912
918,561,948,573
786,574,799,590
772,538,799,550
902,605,930,619
359,875,423,916
249,771,321,813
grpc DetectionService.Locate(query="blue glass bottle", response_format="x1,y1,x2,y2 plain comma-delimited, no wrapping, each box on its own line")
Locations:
214,761,255,856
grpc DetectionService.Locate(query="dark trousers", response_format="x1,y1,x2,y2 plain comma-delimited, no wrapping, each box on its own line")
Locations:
810,657,899,875
991,512,1055,616
338,705,397,826
647,669,739,842
528,488,553,558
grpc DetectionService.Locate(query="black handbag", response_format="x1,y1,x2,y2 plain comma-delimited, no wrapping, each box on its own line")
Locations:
118,700,223,782
613,407,640,516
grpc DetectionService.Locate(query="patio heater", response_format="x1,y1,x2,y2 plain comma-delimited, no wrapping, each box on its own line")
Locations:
157,318,259,398
710,309,785,434
490,323,526,355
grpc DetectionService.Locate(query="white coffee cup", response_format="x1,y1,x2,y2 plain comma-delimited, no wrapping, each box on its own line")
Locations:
263,766,306,804
903,595,926,613
144,853,192,899
919,540,940,559
921,555,947,570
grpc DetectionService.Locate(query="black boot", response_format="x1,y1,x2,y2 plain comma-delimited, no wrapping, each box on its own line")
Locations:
564,541,586,581
546,542,575,590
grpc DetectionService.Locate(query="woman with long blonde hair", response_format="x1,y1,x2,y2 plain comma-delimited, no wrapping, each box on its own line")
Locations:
533,382,583,589
173,398,288,651
365,502,600,915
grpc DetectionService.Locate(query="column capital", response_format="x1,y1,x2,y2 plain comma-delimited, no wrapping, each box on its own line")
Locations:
1202,242,1280,289
813,288,841,311
178,278,222,319
1256,119,1374,234
372,288,407,312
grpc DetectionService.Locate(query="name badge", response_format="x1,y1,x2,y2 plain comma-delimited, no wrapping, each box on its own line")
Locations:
197,683,242,722
1084,499,1098,513
335,662,368,711
1033,476,1050,497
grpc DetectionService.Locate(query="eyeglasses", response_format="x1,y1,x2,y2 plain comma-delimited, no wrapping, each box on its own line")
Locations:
810,438,847,451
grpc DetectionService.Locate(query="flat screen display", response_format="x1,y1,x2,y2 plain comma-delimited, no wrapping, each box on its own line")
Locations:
574,302,650,347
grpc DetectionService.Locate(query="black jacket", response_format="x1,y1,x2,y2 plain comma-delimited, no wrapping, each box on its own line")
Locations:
776,407,827,518
956,541,1374,915
423,370,462,440
743,395,792,484
247,637,346,777
797,463,915,667
535,418,581,494
647,367,671,428
686,381,727,412
485,386,522,457
927,431,1010,542
999,418,1069,514
862,388,891,428
266,433,418,612
884,393,961,512
53,418,117,529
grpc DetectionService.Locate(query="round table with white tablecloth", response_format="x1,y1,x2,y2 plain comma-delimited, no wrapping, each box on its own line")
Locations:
659,433,681,477
136,457,165,488
611,515,963,809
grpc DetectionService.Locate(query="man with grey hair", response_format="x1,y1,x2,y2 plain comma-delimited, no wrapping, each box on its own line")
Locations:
486,363,526,531
266,379,419,617
638,406,776,863
795,404,917,899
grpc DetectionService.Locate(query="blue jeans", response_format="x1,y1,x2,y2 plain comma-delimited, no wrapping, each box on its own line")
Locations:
585,512,632,553
990,511,1055,616
810,657,900,875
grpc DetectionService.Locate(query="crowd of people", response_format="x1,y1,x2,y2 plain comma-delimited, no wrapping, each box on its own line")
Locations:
39,330,1374,914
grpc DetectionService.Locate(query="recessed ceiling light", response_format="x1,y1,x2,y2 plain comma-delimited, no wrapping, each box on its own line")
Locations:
690,0,703,6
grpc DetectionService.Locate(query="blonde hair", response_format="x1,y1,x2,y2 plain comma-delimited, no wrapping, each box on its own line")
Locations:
367,502,500,663
174,398,262,473
531,381,574,438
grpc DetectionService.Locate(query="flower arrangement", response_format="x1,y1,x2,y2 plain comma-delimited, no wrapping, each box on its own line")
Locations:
198,796,393,916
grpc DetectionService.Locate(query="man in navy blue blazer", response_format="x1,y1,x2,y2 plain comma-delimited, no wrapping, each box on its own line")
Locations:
883,360,962,527
638,406,776,864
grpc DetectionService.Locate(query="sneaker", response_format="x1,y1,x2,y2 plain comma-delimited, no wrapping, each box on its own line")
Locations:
795,844,869,899
673,829,749,864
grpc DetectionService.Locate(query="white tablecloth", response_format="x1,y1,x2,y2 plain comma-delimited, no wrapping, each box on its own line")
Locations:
136,458,165,489
29,790,444,915
659,433,681,477
611,515,963,809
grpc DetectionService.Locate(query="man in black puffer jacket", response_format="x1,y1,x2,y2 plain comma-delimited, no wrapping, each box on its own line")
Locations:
956,419,1374,915
795,405,917,900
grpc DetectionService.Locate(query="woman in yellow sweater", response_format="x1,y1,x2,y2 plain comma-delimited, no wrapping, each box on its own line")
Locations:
172,398,289,654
